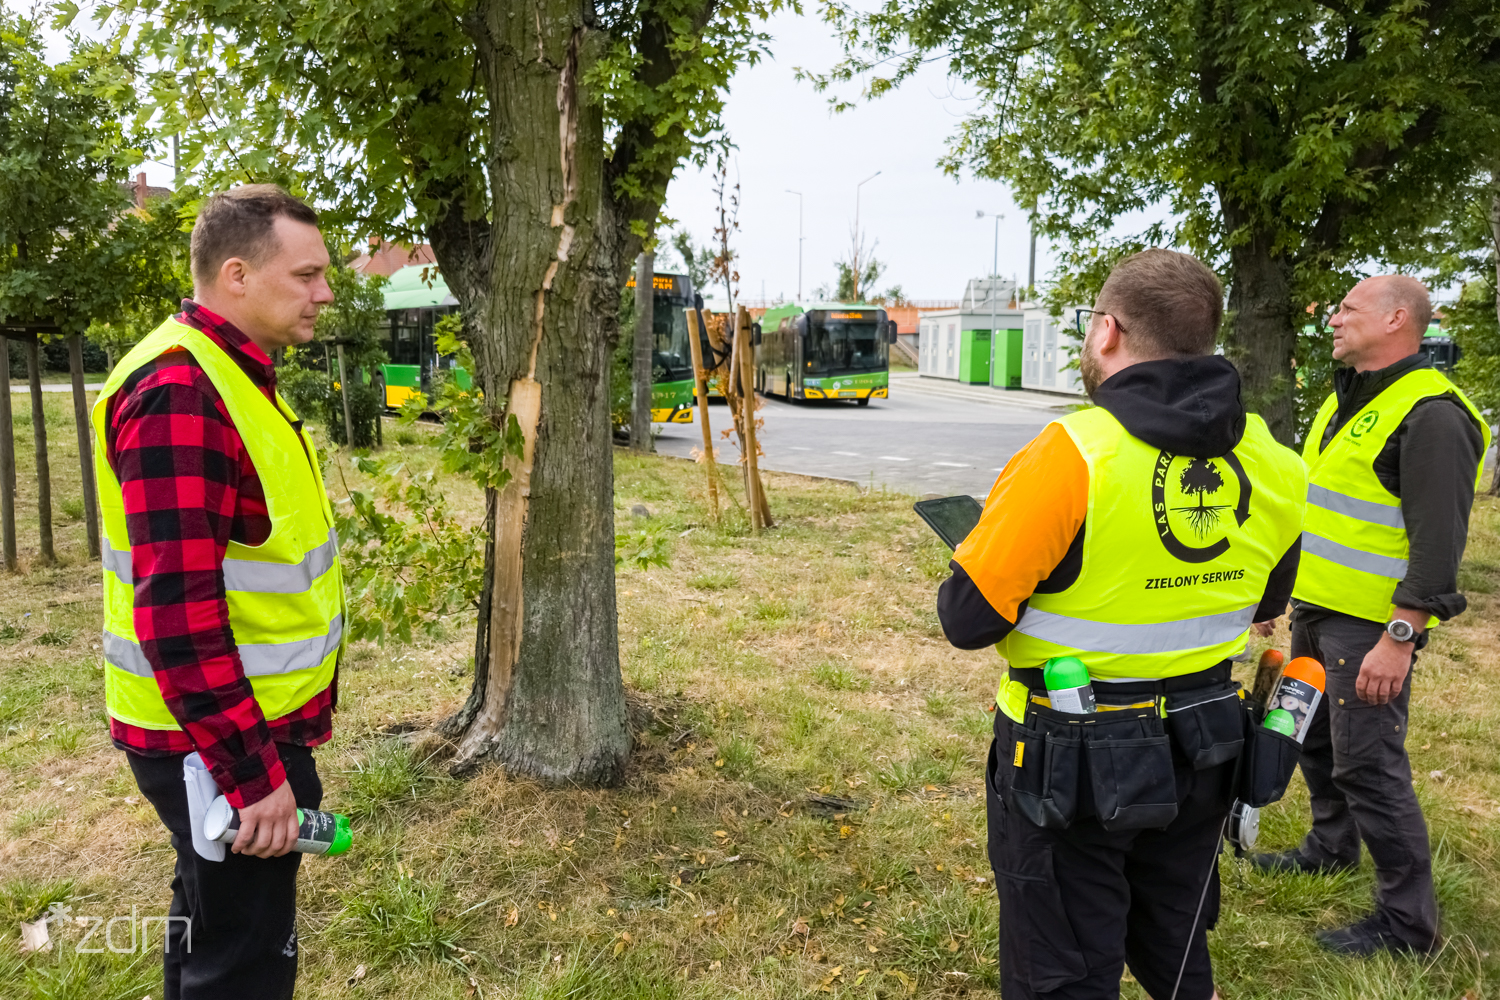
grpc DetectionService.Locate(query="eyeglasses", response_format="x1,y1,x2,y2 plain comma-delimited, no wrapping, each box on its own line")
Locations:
1074,309,1126,338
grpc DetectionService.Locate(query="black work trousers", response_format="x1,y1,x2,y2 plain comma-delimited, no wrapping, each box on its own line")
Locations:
127,744,323,1000
1290,613,1438,948
987,711,1234,1000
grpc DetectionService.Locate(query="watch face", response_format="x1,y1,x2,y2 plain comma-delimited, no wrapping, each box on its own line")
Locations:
1388,620,1414,642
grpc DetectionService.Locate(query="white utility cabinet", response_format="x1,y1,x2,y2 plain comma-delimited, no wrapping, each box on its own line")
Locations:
1020,308,1086,395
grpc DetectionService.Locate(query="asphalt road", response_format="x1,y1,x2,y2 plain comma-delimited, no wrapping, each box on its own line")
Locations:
652,372,1073,498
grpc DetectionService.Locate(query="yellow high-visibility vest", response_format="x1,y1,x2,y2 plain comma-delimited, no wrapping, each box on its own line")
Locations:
1293,368,1488,625
993,406,1306,721
93,318,345,730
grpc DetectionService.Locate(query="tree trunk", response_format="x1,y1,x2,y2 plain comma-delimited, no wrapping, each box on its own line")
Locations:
24,338,54,566
631,251,654,452
437,3,630,784
0,335,15,571
336,343,355,449
1220,221,1298,444
1487,171,1500,495
68,335,100,560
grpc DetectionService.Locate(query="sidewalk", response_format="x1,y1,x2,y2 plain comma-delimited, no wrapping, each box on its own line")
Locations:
889,371,1080,411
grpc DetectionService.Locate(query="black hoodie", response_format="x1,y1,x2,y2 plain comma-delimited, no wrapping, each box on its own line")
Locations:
937,356,1300,650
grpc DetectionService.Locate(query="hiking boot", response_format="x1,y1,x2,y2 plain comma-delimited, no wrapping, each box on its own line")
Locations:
1315,913,1440,957
1246,849,1354,875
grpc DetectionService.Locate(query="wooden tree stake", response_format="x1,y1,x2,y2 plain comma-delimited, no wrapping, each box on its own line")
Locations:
24,337,54,565
0,336,15,571
336,342,356,449
68,335,100,560
737,306,772,530
685,308,720,520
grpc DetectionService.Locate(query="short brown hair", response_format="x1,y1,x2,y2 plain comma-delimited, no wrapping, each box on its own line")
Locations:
1372,274,1433,335
191,184,319,286
1094,249,1224,357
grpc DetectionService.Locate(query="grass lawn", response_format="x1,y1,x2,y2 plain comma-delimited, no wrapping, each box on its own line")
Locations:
1,404,1498,999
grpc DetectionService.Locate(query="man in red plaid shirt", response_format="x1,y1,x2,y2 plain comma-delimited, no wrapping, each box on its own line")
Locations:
97,185,339,999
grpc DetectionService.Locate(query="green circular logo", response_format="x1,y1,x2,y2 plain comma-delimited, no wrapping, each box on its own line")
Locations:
1349,411,1379,439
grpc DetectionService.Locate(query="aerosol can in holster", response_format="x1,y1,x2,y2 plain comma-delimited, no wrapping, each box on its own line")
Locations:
1226,654,1327,853
182,753,353,860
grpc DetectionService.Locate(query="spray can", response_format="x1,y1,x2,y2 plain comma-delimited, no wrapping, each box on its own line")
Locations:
1043,656,1096,715
1267,657,1325,744
203,796,353,856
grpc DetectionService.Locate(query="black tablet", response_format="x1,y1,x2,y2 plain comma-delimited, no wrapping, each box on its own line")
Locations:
913,495,983,550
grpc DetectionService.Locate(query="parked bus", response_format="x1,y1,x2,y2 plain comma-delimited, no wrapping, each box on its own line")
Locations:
623,271,698,424
755,302,896,405
376,266,697,422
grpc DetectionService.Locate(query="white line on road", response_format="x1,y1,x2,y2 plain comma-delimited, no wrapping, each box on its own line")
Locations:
932,461,969,467
789,446,811,451
878,456,910,462
832,451,861,457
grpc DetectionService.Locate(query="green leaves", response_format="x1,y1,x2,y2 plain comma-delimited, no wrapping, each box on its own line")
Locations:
615,524,673,571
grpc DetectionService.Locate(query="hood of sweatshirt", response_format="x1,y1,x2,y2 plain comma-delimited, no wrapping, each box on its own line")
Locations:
1090,356,1247,458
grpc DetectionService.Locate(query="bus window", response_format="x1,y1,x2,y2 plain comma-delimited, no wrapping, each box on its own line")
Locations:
805,312,887,375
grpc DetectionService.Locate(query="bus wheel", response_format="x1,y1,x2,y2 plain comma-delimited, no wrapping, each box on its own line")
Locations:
857,396,871,407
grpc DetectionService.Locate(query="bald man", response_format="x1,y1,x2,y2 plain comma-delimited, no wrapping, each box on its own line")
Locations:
1251,275,1489,957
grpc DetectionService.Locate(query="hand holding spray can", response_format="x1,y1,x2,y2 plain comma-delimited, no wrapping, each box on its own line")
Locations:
203,796,353,856
1264,656,1325,743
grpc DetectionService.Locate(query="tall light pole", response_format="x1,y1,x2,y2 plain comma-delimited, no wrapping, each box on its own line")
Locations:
853,171,881,299
976,210,1004,345
785,189,804,301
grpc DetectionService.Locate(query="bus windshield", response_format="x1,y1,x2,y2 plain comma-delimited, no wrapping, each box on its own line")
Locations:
805,311,886,375
653,293,694,383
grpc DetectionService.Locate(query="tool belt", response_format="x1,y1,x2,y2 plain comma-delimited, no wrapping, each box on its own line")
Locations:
1001,662,1301,831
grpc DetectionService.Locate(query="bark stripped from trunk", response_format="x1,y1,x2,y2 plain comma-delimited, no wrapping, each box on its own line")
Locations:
445,5,629,784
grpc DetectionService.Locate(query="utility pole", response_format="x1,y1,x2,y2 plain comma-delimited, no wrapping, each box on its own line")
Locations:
977,210,1003,344
632,252,655,452
785,189,804,302
173,133,181,188
853,171,881,300
1027,221,1038,301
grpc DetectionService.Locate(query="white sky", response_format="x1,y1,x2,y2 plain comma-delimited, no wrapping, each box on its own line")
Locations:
660,10,1052,303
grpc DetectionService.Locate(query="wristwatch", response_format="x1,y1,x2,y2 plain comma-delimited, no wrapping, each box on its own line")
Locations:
1385,619,1417,643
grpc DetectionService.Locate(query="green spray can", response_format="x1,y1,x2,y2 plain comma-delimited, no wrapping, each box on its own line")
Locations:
203,796,353,856
1043,656,1097,714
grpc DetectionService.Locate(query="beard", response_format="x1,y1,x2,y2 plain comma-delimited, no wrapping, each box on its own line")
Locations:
1080,339,1106,397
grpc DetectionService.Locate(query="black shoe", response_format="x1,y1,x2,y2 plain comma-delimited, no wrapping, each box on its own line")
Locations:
1247,849,1355,875
1316,913,1439,957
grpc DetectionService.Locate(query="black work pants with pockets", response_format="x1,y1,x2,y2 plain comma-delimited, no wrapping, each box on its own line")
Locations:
987,710,1234,1000
127,744,322,1000
1291,612,1438,948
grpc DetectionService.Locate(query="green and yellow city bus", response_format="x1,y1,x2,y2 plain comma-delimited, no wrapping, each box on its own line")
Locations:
623,270,699,424
378,266,697,422
376,266,470,410
754,302,896,405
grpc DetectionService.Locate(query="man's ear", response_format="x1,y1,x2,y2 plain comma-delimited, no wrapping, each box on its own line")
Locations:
1095,314,1123,356
218,257,250,296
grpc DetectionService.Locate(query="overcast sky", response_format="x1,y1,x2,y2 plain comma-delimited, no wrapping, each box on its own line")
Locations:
659,10,1053,303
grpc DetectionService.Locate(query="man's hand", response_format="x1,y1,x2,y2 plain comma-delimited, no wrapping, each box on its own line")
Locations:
231,780,299,858
1251,619,1277,638
1356,636,1414,705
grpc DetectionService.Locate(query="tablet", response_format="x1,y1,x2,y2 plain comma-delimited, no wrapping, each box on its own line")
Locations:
913,495,983,550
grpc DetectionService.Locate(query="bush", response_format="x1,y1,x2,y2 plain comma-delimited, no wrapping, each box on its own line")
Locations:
279,363,382,448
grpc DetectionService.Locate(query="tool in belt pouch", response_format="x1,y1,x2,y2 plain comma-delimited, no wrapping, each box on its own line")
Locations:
1006,657,1179,832
1238,656,1324,808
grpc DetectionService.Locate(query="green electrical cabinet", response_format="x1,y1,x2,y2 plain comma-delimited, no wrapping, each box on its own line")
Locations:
958,329,992,384
989,329,1024,389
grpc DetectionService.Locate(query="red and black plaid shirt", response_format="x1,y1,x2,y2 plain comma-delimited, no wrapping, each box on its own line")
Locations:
106,301,335,807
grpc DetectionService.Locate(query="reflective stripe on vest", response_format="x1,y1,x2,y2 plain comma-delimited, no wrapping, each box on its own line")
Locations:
102,614,344,678
987,406,1307,721
1013,603,1260,656
1292,368,1488,624
93,318,345,730
101,527,339,593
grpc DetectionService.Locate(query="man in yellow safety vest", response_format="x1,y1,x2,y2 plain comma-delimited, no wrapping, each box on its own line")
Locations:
939,249,1307,999
94,185,340,999
1250,276,1488,957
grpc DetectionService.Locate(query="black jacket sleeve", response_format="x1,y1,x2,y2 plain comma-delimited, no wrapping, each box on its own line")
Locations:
1253,538,1301,623
937,561,1021,650
1381,397,1485,620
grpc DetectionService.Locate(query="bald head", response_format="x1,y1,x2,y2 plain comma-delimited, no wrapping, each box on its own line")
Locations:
1329,274,1433,373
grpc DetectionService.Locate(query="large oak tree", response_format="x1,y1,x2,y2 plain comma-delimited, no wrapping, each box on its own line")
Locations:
97,0,776,783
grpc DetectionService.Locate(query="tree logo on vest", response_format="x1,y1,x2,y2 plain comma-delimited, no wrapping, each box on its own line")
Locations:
1152,451,1252,563
1348,411,1379,440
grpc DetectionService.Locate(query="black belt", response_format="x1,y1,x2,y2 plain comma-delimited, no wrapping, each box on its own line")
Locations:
1009,659,1233,703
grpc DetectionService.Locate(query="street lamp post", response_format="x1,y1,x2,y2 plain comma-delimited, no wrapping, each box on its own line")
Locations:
854,171,881,299
976,210,1004,358
785,189,804,302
